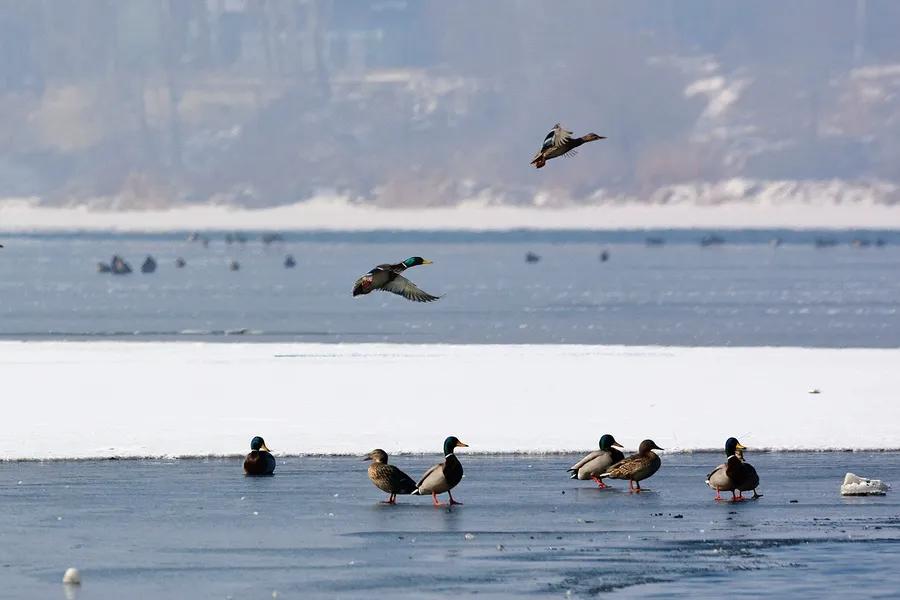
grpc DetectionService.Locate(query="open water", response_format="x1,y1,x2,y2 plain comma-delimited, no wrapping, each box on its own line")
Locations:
0,230,897,346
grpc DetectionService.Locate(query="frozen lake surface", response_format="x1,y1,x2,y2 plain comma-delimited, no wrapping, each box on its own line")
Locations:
1,453,898,599
1,231,898,346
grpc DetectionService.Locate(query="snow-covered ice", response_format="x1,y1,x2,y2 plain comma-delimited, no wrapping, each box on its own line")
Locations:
1,187,899,232
2,342,898,459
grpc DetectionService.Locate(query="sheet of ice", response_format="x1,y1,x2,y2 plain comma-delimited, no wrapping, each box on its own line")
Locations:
3,342,898,459
2,187,899,232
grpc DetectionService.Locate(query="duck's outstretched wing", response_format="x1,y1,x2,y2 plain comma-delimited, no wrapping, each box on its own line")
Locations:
379,274,440,302
542,123,572,151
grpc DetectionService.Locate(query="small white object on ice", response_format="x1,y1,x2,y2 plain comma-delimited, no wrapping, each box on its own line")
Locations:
808,389,821,394
62,567,81,584
464,533,475,541
841,472,890,496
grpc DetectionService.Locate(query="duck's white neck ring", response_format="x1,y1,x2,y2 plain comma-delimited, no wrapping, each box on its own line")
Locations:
445,453,455,459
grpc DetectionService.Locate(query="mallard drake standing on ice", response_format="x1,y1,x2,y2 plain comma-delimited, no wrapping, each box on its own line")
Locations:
567,433,625,487
243,436,276,475
352,257,440,303
531,123,605,168
413,436,468,506
706,437,762,501
599,439,663,492
364,449,418,504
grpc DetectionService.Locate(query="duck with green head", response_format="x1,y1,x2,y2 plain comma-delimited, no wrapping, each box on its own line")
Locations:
599,439,663,492
243,436,276,476
567,434,625,487
706,437,762,501
352,257,440,303
363,449,418,504
412,436,468,506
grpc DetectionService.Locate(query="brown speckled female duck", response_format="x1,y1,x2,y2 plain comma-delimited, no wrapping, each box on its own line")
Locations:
599,439,663,492
363,449,418,504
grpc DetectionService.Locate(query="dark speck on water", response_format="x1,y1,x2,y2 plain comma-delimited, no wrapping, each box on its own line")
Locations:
1,452,899,598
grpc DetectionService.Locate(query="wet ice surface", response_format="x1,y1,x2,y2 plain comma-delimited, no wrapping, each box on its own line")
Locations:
1,453,898,598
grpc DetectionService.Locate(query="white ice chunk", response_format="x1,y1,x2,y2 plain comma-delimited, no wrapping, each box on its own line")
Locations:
841,472,890,496
62,567,81,584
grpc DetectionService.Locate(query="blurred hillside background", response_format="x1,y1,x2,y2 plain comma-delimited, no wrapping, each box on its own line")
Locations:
1,0,899,210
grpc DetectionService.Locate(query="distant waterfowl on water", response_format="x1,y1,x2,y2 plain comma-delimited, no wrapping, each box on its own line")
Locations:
141,256,157,273
599,439,663,492
110,255,131,274
229,259,240,271
352,257,440,303
531,123,605,168
364,449,418,504
706,438,762,501
284,254,296,268
243,436,276,475
567,434,625,487
175,257,186,268
412,436,468,506
525,252,541,263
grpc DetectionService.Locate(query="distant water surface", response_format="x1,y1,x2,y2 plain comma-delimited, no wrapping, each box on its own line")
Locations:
0,230,897,346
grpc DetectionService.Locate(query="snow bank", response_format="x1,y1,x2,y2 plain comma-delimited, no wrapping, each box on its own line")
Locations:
1,185,899,232
3,343,897,459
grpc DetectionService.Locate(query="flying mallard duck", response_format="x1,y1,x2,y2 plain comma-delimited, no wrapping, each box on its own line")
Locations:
598,439,663,492
567,433,625,488
363,449,418,504
243,436,276,476
352,257,439,303
706,438,762,501
531,123,605,168
412,436,468,506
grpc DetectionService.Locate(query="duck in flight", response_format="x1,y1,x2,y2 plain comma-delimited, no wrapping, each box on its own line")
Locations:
352,257,440,303
531,123,605,168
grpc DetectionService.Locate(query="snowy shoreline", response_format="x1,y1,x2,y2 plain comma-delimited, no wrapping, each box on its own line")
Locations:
4,342,897,459
2,193,900,231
